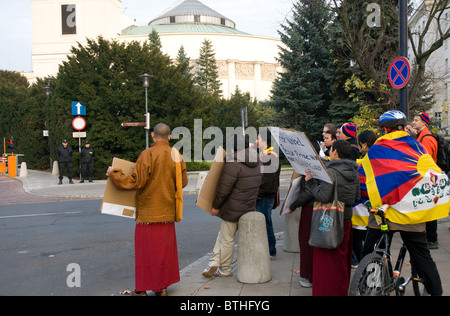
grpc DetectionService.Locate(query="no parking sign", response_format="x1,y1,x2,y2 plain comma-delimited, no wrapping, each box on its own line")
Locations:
389,57,410,90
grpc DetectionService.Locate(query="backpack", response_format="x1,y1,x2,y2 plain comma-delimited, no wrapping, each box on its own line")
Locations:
423,134,450,173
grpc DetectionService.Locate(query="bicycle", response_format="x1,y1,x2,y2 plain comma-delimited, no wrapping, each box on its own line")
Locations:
349,204,426,296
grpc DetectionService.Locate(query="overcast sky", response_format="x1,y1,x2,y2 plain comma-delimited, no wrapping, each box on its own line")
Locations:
0,0,294,73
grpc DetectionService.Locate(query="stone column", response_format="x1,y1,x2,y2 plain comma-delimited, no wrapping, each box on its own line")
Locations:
237,211,272,284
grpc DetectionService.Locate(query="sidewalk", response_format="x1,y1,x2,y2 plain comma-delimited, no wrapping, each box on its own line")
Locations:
16,169,200,198
11,168,450,296
169,224,450,296
15,168,294,199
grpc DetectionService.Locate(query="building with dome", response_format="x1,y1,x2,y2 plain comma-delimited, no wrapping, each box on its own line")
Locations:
30,0,283,100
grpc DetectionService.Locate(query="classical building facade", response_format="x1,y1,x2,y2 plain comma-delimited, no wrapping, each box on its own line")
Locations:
30,0,283,100
408,0,450,135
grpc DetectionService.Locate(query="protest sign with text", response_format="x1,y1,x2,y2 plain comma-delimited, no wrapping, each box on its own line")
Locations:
270,127,332,184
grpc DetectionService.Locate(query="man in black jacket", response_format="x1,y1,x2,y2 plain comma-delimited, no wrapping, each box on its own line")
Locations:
256,129,281,258
80,141,95,183
57,139,73,184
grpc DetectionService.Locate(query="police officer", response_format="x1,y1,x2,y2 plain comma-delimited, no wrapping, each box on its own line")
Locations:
57,139,73,184
80,141,95,183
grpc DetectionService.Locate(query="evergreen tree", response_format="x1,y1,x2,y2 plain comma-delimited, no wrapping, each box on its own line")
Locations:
269,0,334,140
195,39,222,95
49,36,205,178
176,45,193,77
148,29,162,51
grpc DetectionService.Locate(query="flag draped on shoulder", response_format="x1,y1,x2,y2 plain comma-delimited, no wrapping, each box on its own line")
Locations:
351,162,370,227
361,131,450,225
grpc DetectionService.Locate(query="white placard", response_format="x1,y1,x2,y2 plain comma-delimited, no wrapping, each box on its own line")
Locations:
73,132,87,138
270,127,332,184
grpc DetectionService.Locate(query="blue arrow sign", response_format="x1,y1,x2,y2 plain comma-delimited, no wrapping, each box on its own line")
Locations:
72,101,86,116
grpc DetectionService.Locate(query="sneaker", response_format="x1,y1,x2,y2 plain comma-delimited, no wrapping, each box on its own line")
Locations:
202,265,218,278
214,267,231,277
299,278,312,288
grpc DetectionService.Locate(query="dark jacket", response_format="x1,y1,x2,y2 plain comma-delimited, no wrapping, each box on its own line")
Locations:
307,159,360,220
213,148,262,222
290,159,360,220
81,146,95,163
57,145,73,163
290,157,330,210
258,151,281,198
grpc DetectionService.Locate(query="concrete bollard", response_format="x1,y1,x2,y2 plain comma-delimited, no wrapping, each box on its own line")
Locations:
237,211,272,284
196,171,208,191
52,161,59,176
283,208,301,253
19,162,28,178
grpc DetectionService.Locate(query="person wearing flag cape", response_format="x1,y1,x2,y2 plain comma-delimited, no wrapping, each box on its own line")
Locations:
361,110,445,296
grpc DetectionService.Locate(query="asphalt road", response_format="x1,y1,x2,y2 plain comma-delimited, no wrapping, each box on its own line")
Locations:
0,193,286,296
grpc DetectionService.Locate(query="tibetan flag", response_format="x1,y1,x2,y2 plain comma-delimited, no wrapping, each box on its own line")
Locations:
361,131,450,225
352,162,369,227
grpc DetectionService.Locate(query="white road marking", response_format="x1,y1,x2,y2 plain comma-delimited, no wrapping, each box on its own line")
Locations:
0,211,84,219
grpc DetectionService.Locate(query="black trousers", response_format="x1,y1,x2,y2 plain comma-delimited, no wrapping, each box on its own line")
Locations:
362,227,442,296
59,161,72,180
426,220,438,243
81,162,93,180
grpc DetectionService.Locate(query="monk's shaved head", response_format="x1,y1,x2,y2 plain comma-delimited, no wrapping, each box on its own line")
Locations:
153,123,171,140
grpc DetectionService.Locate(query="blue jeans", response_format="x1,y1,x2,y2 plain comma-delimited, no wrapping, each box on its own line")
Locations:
256,196,277,256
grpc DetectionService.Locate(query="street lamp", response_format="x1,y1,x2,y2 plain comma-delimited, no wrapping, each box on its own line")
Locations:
139,73,153,149
44,76,54,170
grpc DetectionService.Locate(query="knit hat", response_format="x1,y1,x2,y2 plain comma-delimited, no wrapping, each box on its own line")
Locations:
341,122,357,138
415,112,430,126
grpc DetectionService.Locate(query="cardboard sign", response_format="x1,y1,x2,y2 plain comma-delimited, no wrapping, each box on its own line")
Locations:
280,172,302,216
195,147,227,214
101,158,137,219
270,127,332,184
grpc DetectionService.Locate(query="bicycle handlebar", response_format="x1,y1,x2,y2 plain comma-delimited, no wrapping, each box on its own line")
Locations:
369,204,390,231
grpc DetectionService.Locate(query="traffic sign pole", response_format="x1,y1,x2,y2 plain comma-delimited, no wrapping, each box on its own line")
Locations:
399,0,408,118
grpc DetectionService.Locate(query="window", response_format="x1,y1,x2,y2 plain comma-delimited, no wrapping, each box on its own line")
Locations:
170,16,176,23
221,18,226,26
194,15,201,23
435,112,442,129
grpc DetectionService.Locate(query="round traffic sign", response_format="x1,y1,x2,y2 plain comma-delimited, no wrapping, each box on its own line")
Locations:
72,116,86,131
389,57,410,90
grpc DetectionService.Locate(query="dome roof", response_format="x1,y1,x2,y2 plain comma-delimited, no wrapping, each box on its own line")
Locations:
149,0,236,29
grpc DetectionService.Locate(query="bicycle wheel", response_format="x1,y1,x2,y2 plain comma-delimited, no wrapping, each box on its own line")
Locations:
411,264,427,296
349,252,393,296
